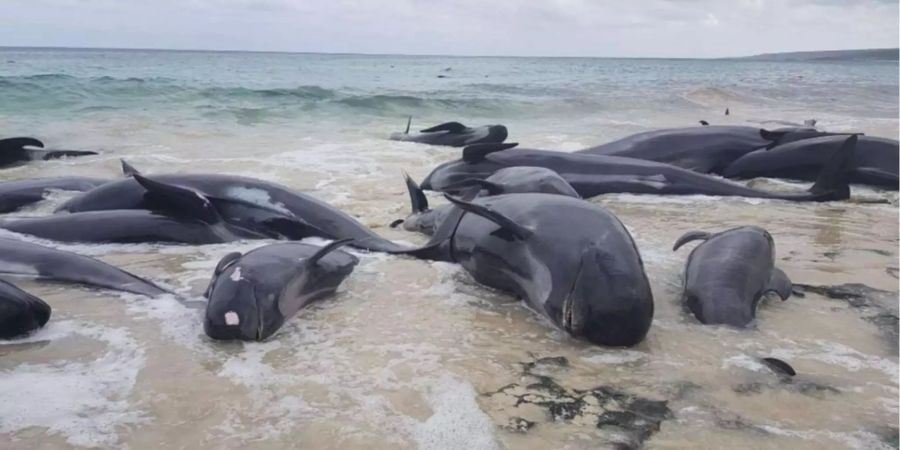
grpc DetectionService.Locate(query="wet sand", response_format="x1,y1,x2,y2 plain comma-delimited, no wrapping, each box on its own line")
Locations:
1,124,897,450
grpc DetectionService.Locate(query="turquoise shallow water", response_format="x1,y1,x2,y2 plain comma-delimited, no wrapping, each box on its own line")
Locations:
0,48,897,450
2,47,898,142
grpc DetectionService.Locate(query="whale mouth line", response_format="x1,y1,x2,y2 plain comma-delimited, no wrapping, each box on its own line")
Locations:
561,259,585,335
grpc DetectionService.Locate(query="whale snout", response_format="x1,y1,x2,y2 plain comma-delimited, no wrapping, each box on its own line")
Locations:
685,291,756,328
204,278,265,341
564,245,654,347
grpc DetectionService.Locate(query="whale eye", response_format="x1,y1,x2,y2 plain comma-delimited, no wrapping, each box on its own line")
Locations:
224,311,240,326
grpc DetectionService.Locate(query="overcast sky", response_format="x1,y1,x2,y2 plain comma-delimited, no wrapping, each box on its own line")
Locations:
0,0,896,58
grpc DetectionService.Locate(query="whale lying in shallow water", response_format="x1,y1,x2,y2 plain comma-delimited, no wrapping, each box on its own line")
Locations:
395,192,654,347
204,239,358,341
673,226,792,328
0,137,98,169
422,136,858,202
389,119,508,147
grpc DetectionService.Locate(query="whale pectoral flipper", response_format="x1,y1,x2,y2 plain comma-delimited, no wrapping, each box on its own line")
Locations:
121,159,141,177
761,357,796,377
766,268,793,301
462,142,519,163
443,194,533,240
132,174,222,224
420,122,467,134
672,231,711,251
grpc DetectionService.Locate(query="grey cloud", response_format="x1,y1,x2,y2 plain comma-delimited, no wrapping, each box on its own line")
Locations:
0,0,895,57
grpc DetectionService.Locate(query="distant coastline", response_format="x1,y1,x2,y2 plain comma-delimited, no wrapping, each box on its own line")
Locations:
735,48,899,62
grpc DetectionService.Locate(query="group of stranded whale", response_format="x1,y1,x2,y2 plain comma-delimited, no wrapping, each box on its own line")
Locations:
0,124,896,351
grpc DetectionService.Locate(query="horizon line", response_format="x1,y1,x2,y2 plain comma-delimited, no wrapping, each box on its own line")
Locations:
1,44,897,60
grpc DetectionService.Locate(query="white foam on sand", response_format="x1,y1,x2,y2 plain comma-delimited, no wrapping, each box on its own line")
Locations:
761,426,896,450
0,320,146,448
413,376,500,450
722,353,768,372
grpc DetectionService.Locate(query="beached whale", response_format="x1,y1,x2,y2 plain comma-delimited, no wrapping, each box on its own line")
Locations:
673,226,792,327
0,177,109,213
396,192,654,347
576,125,836,175
0,238,167,297
0,279,51,339
204,239,358,341
0,174,272,244
0,137,98,169
395,166,579,236
421,136,857,202
389,118,508,147
722,135,899,189
57,162,406,252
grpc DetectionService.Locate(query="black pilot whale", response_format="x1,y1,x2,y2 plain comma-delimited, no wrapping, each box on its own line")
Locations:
577,125,837,175
0,279,51,339
204,239,358,341
389,118,508,147
0,174,270,244
0,137,98,169
421,135,858,202
0,238,167,297
395,166,579,236
396,192,654,347
0,177,109,213
57,162,407,251
673,226,792,328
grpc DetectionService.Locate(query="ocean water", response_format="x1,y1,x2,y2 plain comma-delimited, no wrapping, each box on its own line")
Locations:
0,48,898,449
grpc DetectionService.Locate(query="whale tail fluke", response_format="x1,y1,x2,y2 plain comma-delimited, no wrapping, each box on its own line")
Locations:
807,134,858,201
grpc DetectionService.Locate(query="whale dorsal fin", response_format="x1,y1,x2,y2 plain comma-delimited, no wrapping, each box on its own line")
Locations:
405,116,412,134
420,121,467,134
121,159,141,177
403,172,429,213
390,186,481,261
306,239,354,266
672,230,711,251
133,174,222,224
462,142,518,163
443,194,532,240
